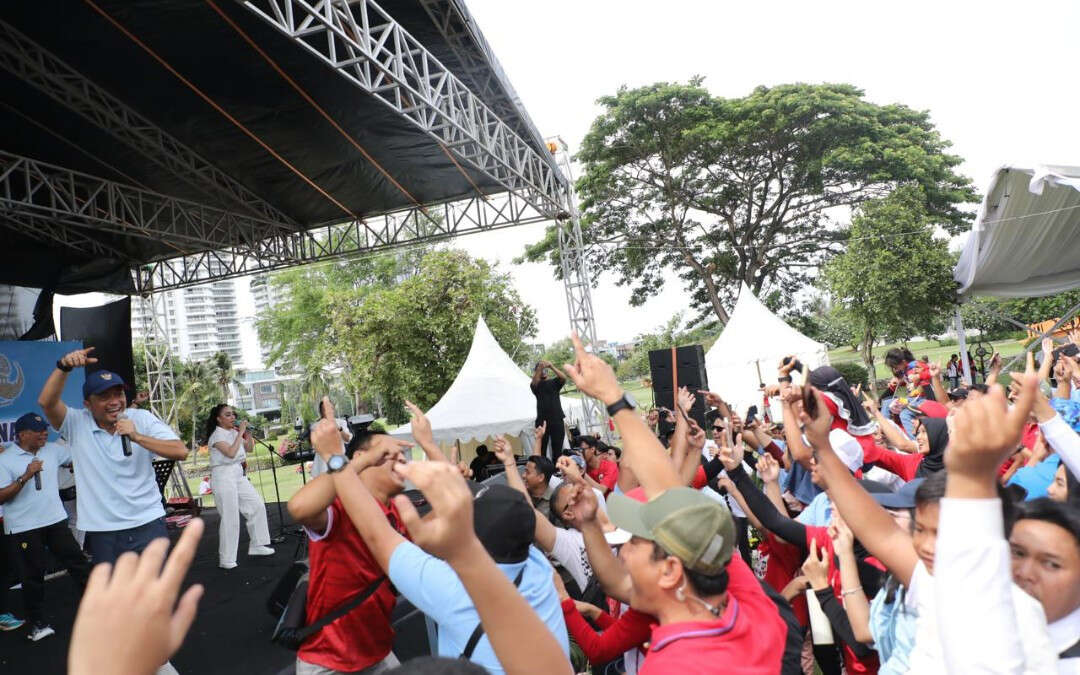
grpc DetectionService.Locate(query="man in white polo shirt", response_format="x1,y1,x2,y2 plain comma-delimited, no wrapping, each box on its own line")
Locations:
0,412,92,642
37,347,188,565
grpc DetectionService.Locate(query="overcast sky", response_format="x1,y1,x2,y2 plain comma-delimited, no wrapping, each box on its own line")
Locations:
56,0,1080,366
450,0,1080,344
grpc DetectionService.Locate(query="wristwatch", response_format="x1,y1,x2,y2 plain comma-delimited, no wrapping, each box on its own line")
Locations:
606,391,638,417
56,359,72,373
326,454,348,473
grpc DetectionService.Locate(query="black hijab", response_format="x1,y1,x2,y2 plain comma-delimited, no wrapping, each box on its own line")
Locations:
808,366,875,435
915,417,949,478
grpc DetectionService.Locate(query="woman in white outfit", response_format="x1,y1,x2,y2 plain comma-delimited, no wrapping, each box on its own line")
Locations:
205,405,274,569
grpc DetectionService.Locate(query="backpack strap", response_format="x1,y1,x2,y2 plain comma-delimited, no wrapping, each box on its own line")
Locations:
295,576,386,642
460,567,525,660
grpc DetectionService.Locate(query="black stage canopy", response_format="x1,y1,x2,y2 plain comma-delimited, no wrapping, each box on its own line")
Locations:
0,0,563,294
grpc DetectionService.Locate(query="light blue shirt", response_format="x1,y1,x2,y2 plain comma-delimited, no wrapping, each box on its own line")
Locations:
0,441,70,534
388,542,569,674
795,491,833,526
60,407,178,532
869,582,918,674
1007,454,1060,500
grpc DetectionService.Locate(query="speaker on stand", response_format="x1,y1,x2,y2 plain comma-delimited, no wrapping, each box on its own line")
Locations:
648,345,710,430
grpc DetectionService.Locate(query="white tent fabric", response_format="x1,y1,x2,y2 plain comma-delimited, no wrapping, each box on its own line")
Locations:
390,315,578,447
955,165,1080,299
704,284,829,417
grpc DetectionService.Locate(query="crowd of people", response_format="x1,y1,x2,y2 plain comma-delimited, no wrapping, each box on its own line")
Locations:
2,331,1080,674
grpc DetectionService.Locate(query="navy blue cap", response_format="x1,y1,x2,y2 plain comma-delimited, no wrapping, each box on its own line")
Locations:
83,370,126,399
13,412,48,434
871,478,926,509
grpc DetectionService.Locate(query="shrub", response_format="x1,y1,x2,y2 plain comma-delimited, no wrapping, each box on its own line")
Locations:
832,361,869,389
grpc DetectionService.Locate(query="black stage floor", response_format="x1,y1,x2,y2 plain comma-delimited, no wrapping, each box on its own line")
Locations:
0,504,304,675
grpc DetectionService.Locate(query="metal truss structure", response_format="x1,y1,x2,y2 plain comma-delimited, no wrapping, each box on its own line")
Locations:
1,0,604,440
548,138,606,437
0,20,297,232
241,0,565,217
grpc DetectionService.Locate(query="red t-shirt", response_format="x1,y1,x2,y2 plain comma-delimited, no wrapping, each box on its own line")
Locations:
760,532,809,627
640,555,786,674
298,497,406,672
805,526,881,675
587,459,619,494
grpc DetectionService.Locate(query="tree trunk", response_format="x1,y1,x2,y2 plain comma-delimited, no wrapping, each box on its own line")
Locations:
862,329,878,398
680,251,730,324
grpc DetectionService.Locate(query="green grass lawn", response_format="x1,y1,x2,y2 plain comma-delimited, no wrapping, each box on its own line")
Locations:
827,337,1028,381
562,378,655,408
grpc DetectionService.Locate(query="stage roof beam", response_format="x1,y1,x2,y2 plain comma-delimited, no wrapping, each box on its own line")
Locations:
0,19,298,234
241,0,567,218
137,187,550,291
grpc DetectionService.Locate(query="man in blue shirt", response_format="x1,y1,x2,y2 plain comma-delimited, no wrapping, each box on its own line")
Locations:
38,347,188,565
0,412,92,641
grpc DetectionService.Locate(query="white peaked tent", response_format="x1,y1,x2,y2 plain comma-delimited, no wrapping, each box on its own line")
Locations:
390,316,582,448
704,284,829,417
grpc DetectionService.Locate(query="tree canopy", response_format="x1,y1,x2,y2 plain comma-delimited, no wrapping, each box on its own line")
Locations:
821,186,957,391
523,80,975,324
283,249,538,424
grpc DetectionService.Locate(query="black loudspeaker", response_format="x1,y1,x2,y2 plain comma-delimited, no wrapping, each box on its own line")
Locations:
59,297,135,398
648,345,709,429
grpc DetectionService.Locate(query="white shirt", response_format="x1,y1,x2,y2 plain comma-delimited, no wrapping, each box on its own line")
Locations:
59,407,178,531
208,426,245,467
1050,605,1080,674
0,442,70,534
549,526,593,591
934,497,1058,675
1039,413,1080,481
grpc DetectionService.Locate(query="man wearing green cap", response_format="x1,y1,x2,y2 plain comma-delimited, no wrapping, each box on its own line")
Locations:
562,333,787,673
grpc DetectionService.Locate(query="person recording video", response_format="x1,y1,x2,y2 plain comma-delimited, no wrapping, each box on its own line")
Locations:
37,347,187,566
205,404,274,570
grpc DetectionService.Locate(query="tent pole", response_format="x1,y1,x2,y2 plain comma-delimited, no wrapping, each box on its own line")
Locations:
955,307,973,385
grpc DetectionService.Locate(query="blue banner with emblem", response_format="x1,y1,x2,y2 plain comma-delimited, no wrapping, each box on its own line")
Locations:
0,341,86,443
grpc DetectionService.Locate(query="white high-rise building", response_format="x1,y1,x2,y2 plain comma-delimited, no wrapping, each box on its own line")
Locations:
131,263,243,364
249,273,287,367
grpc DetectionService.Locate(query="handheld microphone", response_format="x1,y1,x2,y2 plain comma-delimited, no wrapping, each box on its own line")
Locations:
235,421,258,434
118,412,132,457
33,471,41,490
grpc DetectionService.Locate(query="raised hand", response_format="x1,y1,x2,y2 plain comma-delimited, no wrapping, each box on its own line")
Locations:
947,353,1038,491
60,347,98,370
698,390,725,410
565,482,599,527
861,392,879,416
719,442,743,473
928,360,942,380
311,396,346,461
556,455,583,480
676,386,695,415
392,461,477,563
828,514,854,553
801,539,831,591
534,420,547,446
404,400,435,447
799,387,833,451
69,518,204,675
686,418,706,454
492,435,514,465
563,333,622,405
778,355,798,376
756,453,780,483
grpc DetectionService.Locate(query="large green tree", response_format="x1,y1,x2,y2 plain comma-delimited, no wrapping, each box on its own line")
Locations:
822,186,957,393
329,250,537,424
523,80,975,323
256,246,429,412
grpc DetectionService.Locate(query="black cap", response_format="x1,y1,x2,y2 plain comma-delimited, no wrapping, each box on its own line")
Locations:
471,483,535,564
947,387,969,401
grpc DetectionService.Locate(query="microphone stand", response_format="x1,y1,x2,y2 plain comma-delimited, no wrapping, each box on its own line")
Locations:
250,435,302,547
